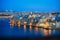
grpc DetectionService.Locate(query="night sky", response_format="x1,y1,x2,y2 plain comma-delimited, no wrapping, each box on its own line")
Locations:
0,0,60,12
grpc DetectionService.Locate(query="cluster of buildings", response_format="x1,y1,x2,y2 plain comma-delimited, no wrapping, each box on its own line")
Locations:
0,11,60,29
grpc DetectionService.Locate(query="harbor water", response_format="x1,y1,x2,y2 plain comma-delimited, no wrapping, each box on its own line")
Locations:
0,18,60,38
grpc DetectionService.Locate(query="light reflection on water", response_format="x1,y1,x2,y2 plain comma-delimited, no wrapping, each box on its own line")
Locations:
34,27,38,35
24,25,26,32
10,23,52,37
29,25,32,32
0,18,60,37
43,29,51,36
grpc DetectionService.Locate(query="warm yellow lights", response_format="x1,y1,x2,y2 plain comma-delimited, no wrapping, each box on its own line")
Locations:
10,19,15,27
17,20,21,27
38,22,49,28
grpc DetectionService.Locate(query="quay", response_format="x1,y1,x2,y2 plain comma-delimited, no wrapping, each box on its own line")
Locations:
10,19,59,30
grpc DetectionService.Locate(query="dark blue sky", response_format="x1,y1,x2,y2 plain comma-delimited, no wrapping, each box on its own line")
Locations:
0,0,60,12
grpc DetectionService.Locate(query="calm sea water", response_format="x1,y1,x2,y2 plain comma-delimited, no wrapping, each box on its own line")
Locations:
0,18,60,38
